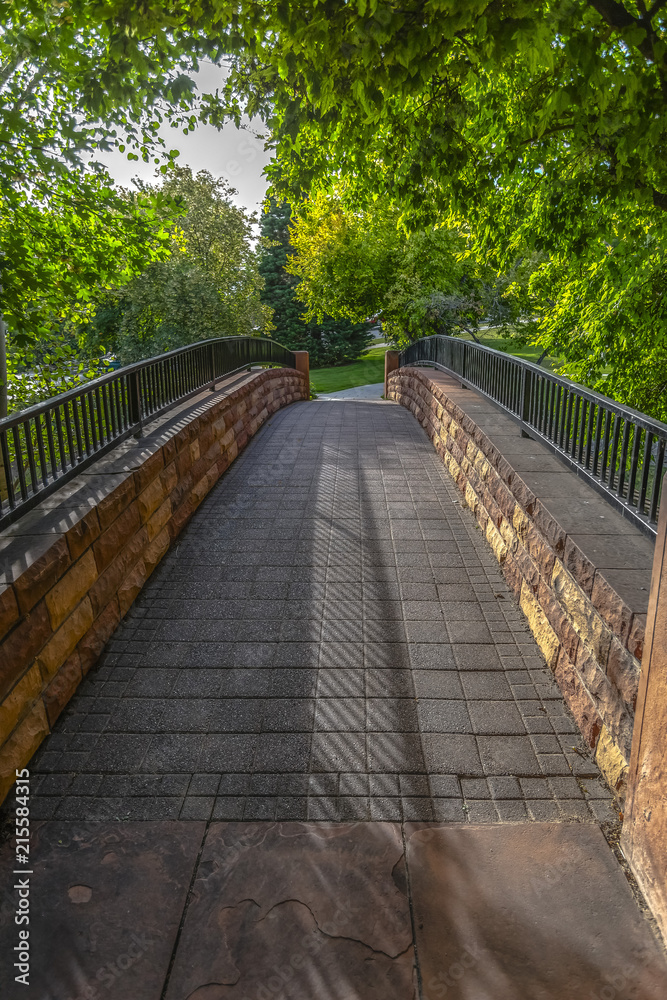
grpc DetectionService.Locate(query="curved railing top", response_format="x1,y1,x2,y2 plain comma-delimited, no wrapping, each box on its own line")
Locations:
399,334,665,538
0,335,297,530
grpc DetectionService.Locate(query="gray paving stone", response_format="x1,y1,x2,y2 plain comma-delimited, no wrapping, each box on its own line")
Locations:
22,400,613,827
462,778,491,800
468,701,527,735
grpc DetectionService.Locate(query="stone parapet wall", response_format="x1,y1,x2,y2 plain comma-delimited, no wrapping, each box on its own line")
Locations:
0,368,308,801
388,368,645,796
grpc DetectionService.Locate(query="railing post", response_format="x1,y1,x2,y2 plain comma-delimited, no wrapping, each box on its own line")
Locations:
128,370,143,438
385,350,400,398
292,351,309,392
621,472,667,938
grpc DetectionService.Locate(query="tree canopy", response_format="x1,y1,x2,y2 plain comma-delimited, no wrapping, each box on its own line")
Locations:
258,199,372,366
215,1,667,418
82,167,268,365
287,192,536,345
221,1,667,241
0,0,229,339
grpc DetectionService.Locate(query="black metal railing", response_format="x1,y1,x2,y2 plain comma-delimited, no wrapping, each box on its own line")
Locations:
0,336,297,530
399,335,666,538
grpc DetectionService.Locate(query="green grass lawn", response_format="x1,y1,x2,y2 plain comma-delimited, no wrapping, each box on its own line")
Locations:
310,345,387,393
463,329,562,371
309,332,561,396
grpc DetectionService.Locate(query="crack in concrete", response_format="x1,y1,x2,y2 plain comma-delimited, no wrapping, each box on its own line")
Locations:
255,897,413,961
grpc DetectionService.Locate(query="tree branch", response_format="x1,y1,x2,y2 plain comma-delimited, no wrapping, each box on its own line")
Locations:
586,0,654,59
586,0,636,30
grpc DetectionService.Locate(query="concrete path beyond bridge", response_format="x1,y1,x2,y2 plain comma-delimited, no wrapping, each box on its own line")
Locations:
1,398,666,999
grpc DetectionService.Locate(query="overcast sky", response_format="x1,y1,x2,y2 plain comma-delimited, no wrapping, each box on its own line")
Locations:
101,61,273,216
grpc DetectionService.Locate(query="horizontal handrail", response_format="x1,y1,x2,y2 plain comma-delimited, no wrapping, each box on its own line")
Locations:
399,335,666,538
0,336,297,530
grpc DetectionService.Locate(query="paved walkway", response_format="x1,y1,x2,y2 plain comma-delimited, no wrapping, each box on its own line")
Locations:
27,399,615,823
3,398,667,1000
315,382,385,400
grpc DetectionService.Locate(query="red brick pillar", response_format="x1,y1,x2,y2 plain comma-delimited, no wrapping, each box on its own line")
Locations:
385,351,400,398
293,351,309,390
622,473,667,939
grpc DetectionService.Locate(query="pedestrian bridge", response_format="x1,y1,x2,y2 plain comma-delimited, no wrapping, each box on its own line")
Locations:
0,337,666,998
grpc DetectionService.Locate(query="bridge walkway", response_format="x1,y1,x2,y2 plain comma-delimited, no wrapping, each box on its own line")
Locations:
2,397,666,999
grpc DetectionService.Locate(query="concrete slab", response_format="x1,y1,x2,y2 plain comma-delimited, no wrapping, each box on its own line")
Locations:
316,382,386,400
165,821,416,999
406,822,667,1000
0,821,204,999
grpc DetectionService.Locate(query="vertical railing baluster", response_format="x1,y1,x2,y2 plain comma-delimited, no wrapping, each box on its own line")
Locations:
13,425,28,500
35,413,49,487
638,432,654,516
649,439,665,525
45,409,57,481
23,420,38,494
627,426,643,511
0,429,15,509
617,420,631,501
600,409,612,484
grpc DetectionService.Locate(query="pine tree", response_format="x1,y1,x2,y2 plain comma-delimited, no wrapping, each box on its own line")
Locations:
258,200,371,367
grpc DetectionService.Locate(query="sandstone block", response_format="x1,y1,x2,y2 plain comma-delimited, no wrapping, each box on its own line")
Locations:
502,551,523,599
532,501,566,556
133,447,165,493
0,699,49,803
0,601,51,700
0,663,43,747
146,498,172,542
117,560,148,618
537,579,580,661
487,520,509,565
553,648,602,748
65,508,101,561
160,459,179,495
137,475,168,523
96,476,135,531
36,597,94,681
575,645,631,754
563,536,596,597
42,652,83,726
93,501,141,573
591,573,633,644
514,545,541,594
519,523,555,583
512,505,531,543
0,584,19,639
552,560,612,665
13,536,70,614
520,579,560,668
144,527,170,578
45,549,98,630
606,636,641,711
464,482,479,515
78,599,120,675
89,528,146,618
595,724,628,796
